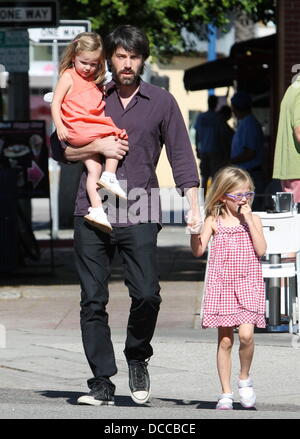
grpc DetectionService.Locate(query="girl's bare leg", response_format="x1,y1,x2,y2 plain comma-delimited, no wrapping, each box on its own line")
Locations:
238,324,255,380
84,156,102,208
96,139,127,199
217,327,234,394
105,158,119,174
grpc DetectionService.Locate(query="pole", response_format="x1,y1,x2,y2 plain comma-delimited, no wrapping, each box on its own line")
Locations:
207,23,217,96
268,254,281,327
49,38,60,239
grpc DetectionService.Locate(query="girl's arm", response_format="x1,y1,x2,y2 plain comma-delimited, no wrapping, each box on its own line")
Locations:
190,215,214,257
51,72,73,141
240,205,267,256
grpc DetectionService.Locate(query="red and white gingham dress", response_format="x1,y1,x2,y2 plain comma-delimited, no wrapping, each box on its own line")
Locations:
201,218,266,328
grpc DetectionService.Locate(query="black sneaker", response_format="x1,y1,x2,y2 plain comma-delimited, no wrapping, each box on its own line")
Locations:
128,360,151,404
77,378,115,406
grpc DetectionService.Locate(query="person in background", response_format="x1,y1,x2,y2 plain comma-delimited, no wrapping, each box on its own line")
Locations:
218,105,235,168
273,77,300,204
230,91,265,211
194,95,221,196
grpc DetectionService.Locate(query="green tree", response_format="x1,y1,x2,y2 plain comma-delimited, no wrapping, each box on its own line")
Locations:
59,0,275,58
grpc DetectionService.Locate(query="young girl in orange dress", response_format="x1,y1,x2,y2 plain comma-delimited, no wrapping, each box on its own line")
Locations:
190,166,267,410
51,32,127,233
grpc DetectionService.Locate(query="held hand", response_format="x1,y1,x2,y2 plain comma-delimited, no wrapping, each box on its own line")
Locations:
185,208,203,234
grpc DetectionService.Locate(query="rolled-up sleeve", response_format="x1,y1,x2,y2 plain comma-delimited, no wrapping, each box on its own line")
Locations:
292,93,300,128
162,94,200,193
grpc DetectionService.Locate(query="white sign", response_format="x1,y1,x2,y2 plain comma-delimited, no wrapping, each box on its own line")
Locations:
0,30,29,72
29,20,91,43
0,6,51,22
0,1,58,27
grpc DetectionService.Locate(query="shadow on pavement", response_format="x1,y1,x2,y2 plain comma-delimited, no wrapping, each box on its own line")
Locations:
0,246,206,287
38,390,80,406
156,398,256,411
37,390,256,411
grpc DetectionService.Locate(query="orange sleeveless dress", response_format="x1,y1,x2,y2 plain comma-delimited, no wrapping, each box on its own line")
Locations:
61,68,125,146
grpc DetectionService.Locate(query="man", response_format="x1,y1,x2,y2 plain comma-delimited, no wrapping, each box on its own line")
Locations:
194,95,221,195
50,25,201,406
273,77,300,203
230,91,265,210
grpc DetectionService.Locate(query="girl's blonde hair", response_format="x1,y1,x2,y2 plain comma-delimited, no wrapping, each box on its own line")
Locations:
59,32,106,84
205,166,255,218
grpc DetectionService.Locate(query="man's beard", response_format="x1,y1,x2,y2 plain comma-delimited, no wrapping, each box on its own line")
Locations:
110,64,143,85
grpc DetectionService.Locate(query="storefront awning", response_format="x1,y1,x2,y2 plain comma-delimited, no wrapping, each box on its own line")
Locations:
183,56,234,91
230,34,275,59
184,34,276,92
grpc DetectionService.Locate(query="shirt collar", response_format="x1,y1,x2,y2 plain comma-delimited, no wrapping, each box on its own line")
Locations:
105,78,150,99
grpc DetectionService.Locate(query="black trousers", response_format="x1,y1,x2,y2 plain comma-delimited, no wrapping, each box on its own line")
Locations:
74,217,162,382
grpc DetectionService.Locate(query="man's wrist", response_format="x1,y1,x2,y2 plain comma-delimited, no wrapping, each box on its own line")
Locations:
89,139,100,155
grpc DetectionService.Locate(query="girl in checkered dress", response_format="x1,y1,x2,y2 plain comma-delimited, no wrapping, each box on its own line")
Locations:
190,166,266,410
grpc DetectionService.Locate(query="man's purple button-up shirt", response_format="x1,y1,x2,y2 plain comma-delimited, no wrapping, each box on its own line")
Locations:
50,79,199,227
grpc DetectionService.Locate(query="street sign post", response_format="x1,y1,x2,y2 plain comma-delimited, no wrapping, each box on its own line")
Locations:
0,1,58,28
0,29,29,72
29,20,92,43
28,19,92,238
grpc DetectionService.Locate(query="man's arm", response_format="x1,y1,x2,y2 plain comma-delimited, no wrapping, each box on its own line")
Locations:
65,136,128,162
50,131,129,163
161,94,202,231
294,126,300,144
162,94,200,191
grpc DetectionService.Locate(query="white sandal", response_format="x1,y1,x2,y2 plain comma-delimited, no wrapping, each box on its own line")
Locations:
216,393,234,410
97,173,127,200
238,377,256,408
84,207,112,233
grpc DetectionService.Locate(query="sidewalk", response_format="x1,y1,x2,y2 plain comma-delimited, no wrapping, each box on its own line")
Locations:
0,225,299,420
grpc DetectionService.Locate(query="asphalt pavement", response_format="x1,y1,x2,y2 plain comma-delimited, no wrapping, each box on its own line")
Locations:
0,222,299,424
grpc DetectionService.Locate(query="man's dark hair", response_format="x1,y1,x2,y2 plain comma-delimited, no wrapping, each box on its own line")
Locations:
231,91,252,111
105,25,150,61
208,95,218,111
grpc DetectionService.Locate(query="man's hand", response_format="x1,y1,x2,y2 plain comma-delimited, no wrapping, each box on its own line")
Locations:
185,208,203,234
92,136,129,160
65,135,129,162
184,187,204,234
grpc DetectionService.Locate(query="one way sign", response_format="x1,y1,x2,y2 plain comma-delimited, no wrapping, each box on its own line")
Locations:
29,20,91,43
